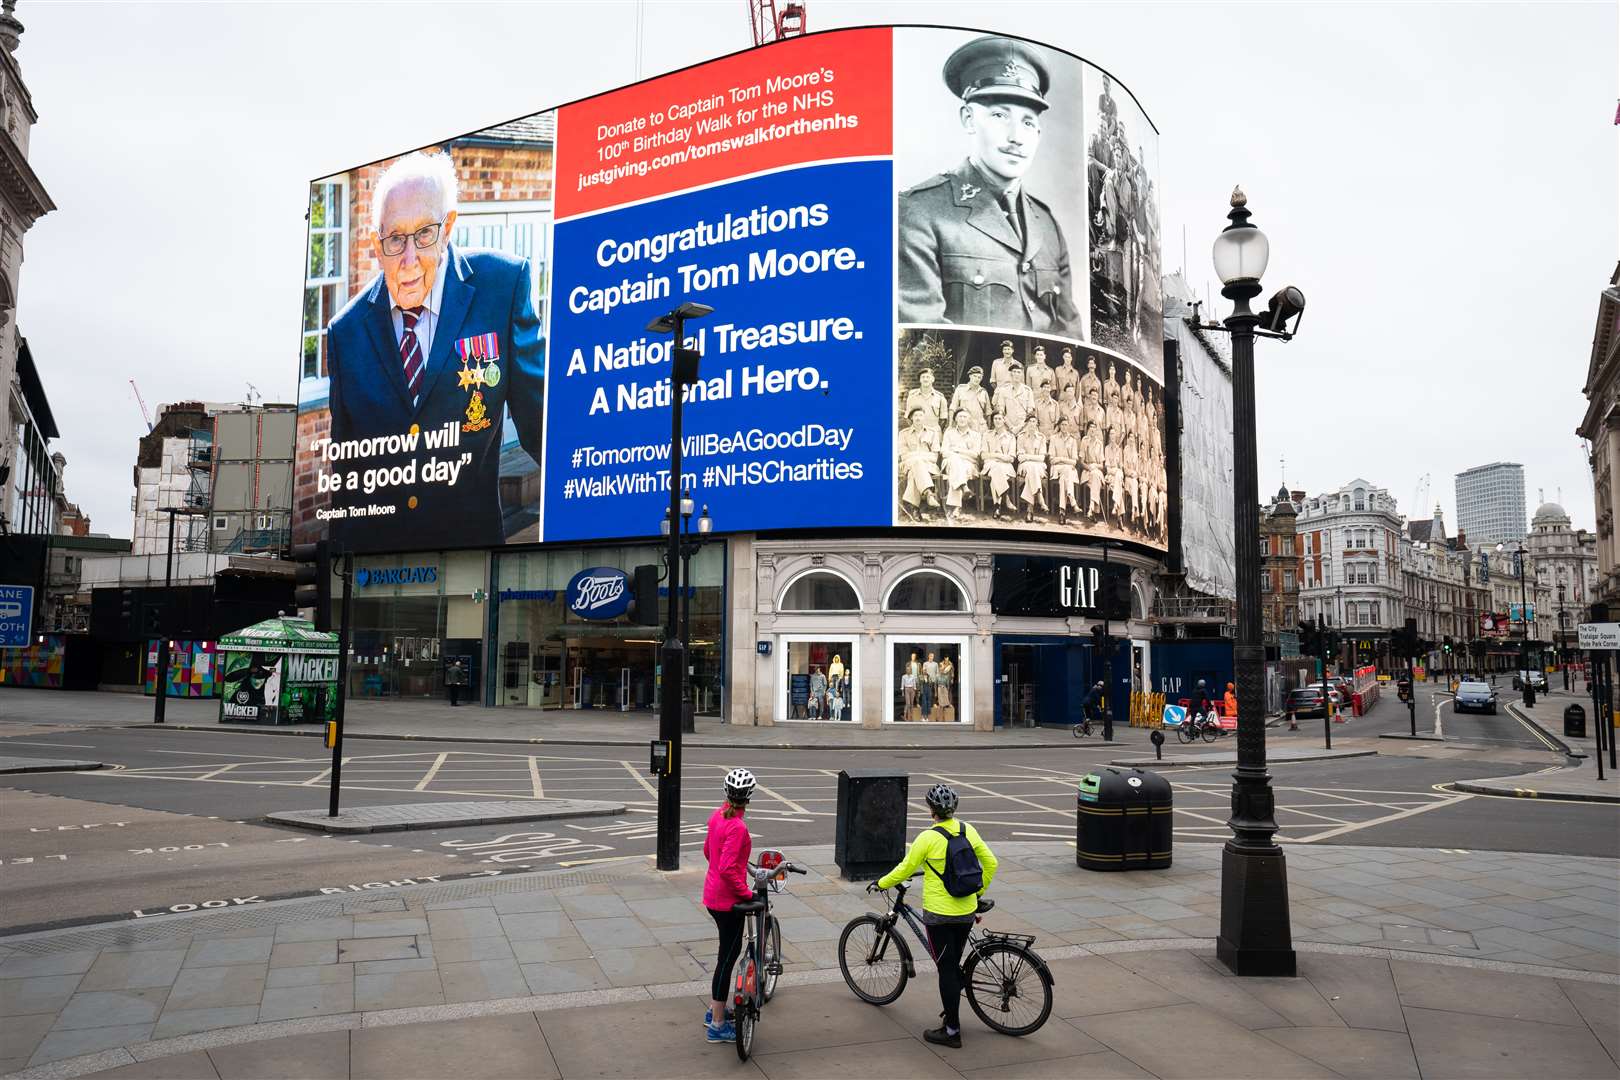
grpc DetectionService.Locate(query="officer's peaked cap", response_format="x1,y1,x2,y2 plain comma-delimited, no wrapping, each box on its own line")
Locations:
945,36,1051,113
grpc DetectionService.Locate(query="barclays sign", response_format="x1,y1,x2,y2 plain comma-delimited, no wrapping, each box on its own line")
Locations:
355,565,438,589
566,566,633,620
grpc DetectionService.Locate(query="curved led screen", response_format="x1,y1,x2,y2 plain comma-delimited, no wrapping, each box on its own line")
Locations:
293,25,1164,553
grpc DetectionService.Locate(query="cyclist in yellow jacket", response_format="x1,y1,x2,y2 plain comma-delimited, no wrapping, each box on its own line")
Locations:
870,783,998,1048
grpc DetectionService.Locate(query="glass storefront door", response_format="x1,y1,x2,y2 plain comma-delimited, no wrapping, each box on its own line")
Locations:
492,544,724,714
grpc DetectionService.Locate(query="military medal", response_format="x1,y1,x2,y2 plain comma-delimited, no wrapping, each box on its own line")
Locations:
960,182,979,200
454,332,502,395
462,390,492,433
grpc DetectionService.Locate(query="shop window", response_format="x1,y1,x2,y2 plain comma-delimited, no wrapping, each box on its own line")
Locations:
892,641,963,723
884,570,965,612
780,570,859,612
783,639,854,720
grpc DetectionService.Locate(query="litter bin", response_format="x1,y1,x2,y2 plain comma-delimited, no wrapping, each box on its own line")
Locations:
834,770,908,880
1564,704,1586,739
1076,767,1172,871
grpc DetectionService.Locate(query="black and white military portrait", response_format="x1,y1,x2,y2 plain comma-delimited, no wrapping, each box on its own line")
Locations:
894,32,1086,337
1085,67,1163,369
896,327,1167,548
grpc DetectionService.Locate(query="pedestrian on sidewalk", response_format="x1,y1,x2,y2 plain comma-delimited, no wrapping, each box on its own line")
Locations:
869,784,998,1050
1223,681,1238,719
701,767,757,1044
446,660,467,707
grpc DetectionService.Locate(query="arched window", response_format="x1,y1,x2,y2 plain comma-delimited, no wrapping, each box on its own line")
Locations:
1354,489,1366,511
780,570,859,612
884,570,966,612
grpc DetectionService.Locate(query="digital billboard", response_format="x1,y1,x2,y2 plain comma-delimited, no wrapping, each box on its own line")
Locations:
293,26,1164,555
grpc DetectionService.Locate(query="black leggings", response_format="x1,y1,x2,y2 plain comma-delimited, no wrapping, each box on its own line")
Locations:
708,906,747,1004
926,921,972,1030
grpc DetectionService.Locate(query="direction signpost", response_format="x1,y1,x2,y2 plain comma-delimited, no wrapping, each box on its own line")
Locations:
0,584,34,648
1576,623,1617,778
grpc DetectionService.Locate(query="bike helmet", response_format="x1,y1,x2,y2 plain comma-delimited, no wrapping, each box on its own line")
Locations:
924,783,959,815
723,767,756,804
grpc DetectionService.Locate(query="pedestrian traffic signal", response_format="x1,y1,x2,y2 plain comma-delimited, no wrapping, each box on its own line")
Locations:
1443,636,1453,654
1299,618,1320,655
290,541,332,631
1089,623,1113,657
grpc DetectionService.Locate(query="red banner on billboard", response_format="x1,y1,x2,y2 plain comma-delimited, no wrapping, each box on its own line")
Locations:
555,28,893,218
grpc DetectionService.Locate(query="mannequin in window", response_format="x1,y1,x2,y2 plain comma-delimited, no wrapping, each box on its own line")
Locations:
829,653,846,692
936,655,955,719
921,651,940,720
809,664,827,719
901,665,918,721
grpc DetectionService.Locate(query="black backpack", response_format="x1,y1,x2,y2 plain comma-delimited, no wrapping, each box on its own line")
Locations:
929,823,984,897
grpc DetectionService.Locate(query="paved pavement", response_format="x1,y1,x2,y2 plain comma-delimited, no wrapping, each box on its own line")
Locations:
265,800,628,834
4,689,1147,749
1453,765,1620,803
0,840,1614,1078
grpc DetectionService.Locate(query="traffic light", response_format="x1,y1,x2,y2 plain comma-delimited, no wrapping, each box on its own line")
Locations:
631,564,661,626
1299,618,1320,655
290,541,332,631
1442,635,1453,654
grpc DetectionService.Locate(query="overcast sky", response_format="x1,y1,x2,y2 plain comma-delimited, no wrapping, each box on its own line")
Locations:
19,0,1616,538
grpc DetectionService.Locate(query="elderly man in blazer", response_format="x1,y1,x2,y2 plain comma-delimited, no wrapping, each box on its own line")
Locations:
325,151,544,551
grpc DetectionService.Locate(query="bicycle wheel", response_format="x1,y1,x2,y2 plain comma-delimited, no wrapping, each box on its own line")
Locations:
1176,721,1195,744
837,914,909,1005
964,941,1054,1036
735,1003,755,1061
761,915,782,1004
1200,720,1218,743
735,947,757,1062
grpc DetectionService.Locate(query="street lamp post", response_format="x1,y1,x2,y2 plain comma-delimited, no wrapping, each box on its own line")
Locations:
661,500,713,733
646,301,713,872
1205,187,1304,976
1499,541,1534,707
1557,585,1569,691
153,506,200,724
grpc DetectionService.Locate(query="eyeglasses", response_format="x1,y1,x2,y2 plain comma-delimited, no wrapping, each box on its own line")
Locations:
378,221,446,258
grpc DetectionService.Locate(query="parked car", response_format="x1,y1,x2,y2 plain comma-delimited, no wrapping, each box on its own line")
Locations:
1327,677,1356,705
1285,686,1328,719
1453,680,1498,715
1512,670,1548,692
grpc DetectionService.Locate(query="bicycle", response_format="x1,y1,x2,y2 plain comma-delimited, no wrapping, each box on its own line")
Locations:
730,849,806,1061
1176,709,1220,744
1072,713,1094,738
837,877,1054,1036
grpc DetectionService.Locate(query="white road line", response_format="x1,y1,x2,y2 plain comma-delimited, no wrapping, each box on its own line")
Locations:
413,752,450,792
1011,831,1072,839
301,767,334,787
1,741,96,748
140,749,320,760
620,759,660,798
1272,805,1354,826
752,782,811,815
1289,792,1474,842
194,762,247,781
926,771,1069,816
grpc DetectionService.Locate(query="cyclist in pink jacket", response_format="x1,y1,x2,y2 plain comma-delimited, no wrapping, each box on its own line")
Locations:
701,767,756,1043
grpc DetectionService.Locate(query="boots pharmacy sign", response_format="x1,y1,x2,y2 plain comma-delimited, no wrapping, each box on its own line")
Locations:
566,566,633,620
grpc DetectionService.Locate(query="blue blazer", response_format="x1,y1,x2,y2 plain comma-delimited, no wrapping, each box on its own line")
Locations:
326,246,545,552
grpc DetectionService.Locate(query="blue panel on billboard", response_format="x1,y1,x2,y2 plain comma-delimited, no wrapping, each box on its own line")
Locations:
543,160,894,541
0,584,34,647
566,566,633,620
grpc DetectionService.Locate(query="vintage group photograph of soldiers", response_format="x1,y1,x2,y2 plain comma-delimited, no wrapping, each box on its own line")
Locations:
894,328,1168,546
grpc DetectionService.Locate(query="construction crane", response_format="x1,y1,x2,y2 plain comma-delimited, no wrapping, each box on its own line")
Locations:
747,0,806,46
129,379,154,433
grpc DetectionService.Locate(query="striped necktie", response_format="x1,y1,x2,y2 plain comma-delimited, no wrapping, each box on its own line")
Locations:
399,306,425,404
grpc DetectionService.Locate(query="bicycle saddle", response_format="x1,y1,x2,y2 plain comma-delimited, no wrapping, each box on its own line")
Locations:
732,899,766,914
976,897,995,913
